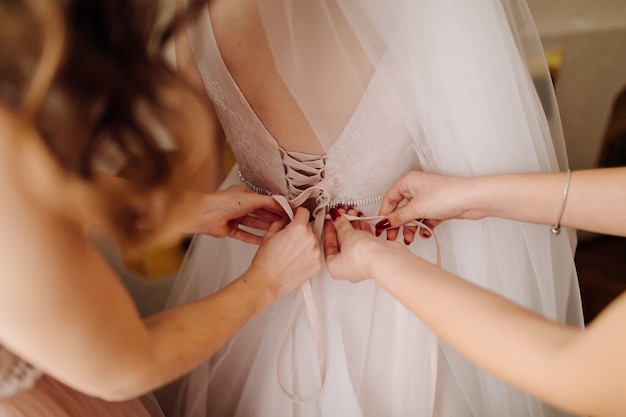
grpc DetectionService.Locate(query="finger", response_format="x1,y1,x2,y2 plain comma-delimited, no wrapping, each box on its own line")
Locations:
230,229,265,245
357,211,373,234
331,212,357,239
291,206,312,225
375,205,424,240
379,183,406,217
239,214,274,231
346,207,360,229
403,225,417,245
263,216,290,241
253,206,287,221
418,219,441,239
383,226,399,242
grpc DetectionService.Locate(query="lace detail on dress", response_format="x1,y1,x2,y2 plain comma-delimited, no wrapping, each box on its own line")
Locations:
199,72,271,186
0,345,42,399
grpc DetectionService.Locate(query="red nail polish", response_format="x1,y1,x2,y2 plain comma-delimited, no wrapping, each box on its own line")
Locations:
347,205,354,211
329,208,341,221
375,229,382,237
337,203,344,209
375,219,391,231
404,238,411,246
357,212,364,217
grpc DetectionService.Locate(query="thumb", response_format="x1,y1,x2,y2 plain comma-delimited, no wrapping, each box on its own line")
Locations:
263,215,290,240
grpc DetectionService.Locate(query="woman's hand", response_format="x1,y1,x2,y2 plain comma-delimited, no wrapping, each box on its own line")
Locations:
190,185,288,244
248,207,322,297
324,208,409,283
376,171,476,242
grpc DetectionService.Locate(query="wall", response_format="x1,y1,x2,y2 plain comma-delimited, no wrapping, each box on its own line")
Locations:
527,0,626,170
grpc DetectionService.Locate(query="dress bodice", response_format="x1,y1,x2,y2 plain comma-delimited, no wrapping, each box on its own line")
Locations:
188,5,420,203
0,344,42,399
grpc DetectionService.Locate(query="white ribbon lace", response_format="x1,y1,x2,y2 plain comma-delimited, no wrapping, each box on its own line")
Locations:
242,150,439,403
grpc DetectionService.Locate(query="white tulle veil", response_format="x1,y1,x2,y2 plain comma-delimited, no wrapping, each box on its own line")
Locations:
252,0,582,414
254,0,568,175
164,1,584,416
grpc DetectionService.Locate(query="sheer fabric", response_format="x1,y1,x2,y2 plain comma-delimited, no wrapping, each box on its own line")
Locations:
162,1,583,416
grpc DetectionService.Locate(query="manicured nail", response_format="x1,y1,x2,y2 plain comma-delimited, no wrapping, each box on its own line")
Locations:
375,229,382,237
357,212,364,217
346,205,354,211
375,219,391,231
404,238,411,246
329,208,341,221
337,203,344,209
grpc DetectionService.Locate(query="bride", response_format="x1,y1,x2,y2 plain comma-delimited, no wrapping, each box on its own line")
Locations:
162,0,583,415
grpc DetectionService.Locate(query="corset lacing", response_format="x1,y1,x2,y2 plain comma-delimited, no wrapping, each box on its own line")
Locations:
241,149,440,403
273,149,332,403
0,345,42,399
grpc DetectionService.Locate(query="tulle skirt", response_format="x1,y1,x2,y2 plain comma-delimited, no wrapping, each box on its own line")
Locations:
0,375,164,417
160,172,583,417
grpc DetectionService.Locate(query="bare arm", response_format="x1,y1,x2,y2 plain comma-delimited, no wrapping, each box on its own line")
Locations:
0,115,320,401
324,215,626,417
378,168,626,238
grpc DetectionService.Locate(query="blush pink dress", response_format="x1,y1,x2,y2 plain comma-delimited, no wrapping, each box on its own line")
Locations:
0,344,165,416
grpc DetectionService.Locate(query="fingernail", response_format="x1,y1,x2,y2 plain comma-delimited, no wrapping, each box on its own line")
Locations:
337,203,344,209
375,229,382,237
421,230,431,239
347,205,354,211
404,238,411,246
329,208,341,221
357,212,364,217
375,219,391,231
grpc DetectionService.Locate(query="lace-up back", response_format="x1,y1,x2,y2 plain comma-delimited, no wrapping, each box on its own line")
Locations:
187,4,420,203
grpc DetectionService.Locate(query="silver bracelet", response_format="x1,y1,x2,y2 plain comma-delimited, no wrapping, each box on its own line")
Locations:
551,169,571,236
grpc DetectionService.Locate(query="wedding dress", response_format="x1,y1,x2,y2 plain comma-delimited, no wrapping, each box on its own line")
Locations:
164,0,583,415
0,344,164,416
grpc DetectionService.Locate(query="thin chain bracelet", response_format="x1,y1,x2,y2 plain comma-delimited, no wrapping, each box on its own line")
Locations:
551,169,571,236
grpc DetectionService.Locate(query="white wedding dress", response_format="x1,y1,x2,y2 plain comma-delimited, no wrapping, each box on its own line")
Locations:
163,1,584,416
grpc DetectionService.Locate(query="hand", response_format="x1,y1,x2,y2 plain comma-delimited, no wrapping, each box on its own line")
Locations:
376,171,473,242
248,207,322,297
324,208,408,283
190,185,288,244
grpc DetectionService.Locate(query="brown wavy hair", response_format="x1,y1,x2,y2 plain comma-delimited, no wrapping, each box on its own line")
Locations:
0,0,210,251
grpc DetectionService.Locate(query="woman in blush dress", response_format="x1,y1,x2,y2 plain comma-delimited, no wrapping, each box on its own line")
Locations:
0,1,321,416
163,0,584,416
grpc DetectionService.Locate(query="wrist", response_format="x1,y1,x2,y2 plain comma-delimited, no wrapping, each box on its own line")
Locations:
460,176,492,220
368,242,414,284
234,269,278,311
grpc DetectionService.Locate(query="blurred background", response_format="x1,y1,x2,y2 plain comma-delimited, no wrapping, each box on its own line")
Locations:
527,0,626,323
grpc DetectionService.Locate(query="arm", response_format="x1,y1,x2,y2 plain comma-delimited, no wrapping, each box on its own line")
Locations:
0,117,320,401
324,215,626,417
378,168,626,238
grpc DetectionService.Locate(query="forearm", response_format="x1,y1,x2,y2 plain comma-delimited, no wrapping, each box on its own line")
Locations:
370,249,583,412
471,168,626,236
98,271,275,401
